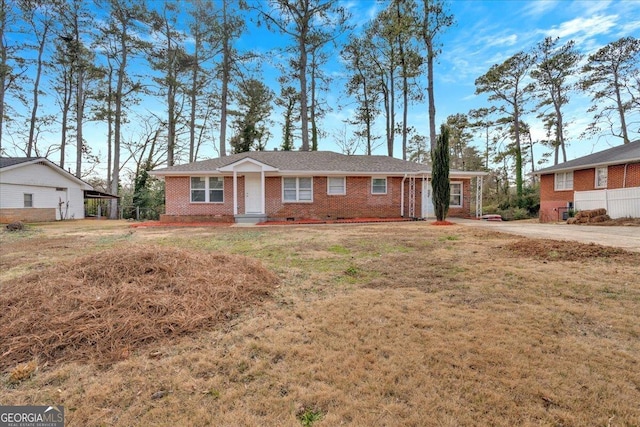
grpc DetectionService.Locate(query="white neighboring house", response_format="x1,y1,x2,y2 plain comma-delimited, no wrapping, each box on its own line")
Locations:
0,157,93,222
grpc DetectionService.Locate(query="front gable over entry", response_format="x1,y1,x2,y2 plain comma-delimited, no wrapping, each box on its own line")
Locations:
217,158,278,219
217,157,278,173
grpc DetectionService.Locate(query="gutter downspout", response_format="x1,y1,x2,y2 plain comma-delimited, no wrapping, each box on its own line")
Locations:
623,163,629,188
401,174,407,217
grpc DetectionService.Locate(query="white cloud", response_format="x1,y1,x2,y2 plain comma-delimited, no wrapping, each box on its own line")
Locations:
482,34,519,48
543,14,618,40
521,0,559,18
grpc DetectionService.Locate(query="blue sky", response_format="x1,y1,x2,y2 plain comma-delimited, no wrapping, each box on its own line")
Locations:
431,0,640,161
6,0,640,178
228,0,640,168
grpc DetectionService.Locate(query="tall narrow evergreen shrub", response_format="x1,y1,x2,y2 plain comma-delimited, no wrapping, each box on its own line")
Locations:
431,124,450,221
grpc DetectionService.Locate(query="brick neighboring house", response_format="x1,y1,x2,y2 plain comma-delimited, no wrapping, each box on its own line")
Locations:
150,151,487,223
535,141,640,222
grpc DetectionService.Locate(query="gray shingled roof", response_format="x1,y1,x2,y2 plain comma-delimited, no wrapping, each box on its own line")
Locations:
152,151,430,174
0,157,41,169
535,140,640,174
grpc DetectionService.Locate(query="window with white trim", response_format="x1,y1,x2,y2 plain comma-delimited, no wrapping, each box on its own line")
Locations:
190,177,224,203
372,177,387,194
327,177,346,195
595,167,608,188
554,172,573,191
24,193,33,208
450,182,462,207
283,177,313,202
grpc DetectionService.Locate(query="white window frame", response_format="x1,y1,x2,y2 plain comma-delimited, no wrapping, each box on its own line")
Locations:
595,167,608,188
327,177,346,195
450,182,463,207
190,176,224,203
371,177,387,195
554,172,573,191
24,193,33,208
282,177,313,202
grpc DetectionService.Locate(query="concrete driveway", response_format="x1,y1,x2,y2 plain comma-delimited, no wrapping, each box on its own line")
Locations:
454,219,640,253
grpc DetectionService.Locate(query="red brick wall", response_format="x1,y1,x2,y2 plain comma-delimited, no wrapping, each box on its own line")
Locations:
266,176,407,220
608,163,640,188
163,176,241,221
163,175,473,221
449,180,472,218
0,208,56,223
539,162,640,222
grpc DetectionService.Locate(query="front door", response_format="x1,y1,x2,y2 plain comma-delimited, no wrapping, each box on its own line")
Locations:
422,179,434,218
244,173,262,214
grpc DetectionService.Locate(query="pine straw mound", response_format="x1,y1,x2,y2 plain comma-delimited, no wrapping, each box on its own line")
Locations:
0,245,278,372
503,238,638,262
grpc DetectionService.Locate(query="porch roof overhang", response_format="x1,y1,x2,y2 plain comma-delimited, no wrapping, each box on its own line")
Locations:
84,190,119,199
217,157,279,173
152,169,489,178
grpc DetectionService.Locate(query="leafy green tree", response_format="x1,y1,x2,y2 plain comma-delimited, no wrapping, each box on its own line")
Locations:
407,132,429,164
475,51,534,200
276,84,297,151
445,113,473,169
229,78,274,153
580,36,640,144
531,37,581,164
431,124,450,221
132,164,165,220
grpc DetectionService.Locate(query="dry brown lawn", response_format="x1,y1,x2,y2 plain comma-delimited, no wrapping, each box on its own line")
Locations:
1,220,639,426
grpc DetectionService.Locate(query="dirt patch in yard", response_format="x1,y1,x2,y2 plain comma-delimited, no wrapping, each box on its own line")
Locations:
503,238,640,262
0,245,277,372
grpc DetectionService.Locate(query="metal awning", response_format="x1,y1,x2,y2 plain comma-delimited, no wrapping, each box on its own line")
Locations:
84,190,119,199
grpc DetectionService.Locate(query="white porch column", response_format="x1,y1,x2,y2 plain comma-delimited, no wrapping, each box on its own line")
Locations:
233,171,238,215
261,170,266,214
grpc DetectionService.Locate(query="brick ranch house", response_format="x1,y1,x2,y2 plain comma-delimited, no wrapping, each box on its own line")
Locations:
534,140,640,222
150,151,487,224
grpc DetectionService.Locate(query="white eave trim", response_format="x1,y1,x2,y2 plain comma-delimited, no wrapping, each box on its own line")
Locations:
150,169,489,178
1,158,93,190
217,157,279,172
534,158,640,175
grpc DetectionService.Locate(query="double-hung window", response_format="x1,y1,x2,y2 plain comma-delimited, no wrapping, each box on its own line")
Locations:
190,177,224,203
372,177,387,194
595,167,608,188
450,182,462,207
209,177,224,202
24,193,33,208
327,177,346,195
554,172,573,191
283,177,313,202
